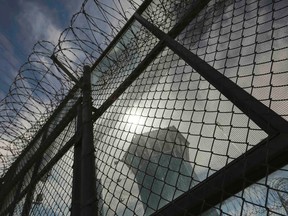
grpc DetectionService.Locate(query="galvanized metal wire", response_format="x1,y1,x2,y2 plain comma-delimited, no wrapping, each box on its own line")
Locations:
1,0,288,215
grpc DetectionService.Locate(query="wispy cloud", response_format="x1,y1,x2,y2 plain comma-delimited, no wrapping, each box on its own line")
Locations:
61,0,83,17
16,1,62,45
0,33,21,96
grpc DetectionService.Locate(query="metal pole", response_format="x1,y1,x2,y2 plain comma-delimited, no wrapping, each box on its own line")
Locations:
0,87,80,204
81,66,98,216
51,54,80,85
151,133,288,215
71,104,82,216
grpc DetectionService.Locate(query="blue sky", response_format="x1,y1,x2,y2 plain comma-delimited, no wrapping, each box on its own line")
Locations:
0,0,82,101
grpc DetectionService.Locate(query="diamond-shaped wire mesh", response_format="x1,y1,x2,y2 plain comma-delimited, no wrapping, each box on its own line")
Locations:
91,20,159,109
29,148,74,216
92,46,268,215
1,0,288,215
202,165,288,216
176,0,288,120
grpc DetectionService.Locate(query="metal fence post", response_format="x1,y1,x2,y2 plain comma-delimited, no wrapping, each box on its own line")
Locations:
81,65,98,216
71,104,82,216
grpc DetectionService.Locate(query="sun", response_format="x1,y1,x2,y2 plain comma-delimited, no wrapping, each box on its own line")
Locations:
128,114,142,125
126,108,147,134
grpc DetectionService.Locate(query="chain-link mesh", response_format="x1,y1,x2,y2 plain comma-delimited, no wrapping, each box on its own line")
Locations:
176,0,288,121
202,165,288,215
92,46,268,215
0,118,76,215
28,148,74,216
0,0,142,176
91,20,159,108
1,0,288,215
142,0,197,33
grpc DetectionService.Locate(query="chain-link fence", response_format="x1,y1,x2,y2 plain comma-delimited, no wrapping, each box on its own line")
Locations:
1,0,288,215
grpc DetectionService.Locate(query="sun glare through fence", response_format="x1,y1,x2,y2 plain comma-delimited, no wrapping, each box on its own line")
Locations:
0,0,288,215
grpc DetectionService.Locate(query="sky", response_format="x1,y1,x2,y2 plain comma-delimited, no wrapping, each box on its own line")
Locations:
0,0,287,215
0,0,83,101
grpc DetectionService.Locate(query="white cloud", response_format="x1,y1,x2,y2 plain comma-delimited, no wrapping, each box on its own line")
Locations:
17,1,62,46
0,33,22,103
0,34,14,54
62,0,83,16
0,33,21,78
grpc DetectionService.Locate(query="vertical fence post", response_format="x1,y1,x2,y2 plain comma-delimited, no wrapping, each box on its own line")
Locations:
81,65,98,216
71,104,82,216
